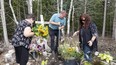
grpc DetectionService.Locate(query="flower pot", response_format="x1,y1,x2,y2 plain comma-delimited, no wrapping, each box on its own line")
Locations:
63,59,79,65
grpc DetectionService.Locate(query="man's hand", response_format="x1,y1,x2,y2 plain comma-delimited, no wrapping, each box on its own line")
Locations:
59,27,62,30
59,26,64,30
57,22,60,26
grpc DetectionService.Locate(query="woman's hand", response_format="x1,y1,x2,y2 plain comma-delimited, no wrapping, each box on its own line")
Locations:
88,35,96,46
88,40,93,46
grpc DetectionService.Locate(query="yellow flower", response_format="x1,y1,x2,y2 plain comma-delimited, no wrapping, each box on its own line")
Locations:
41,60,48,65
68,47,73,52
43,32,48,36
43,26,48,36
34,24,49,37
39,29,45,34
38,25,43,32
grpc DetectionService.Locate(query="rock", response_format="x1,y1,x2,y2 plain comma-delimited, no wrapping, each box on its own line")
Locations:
27,62,31,65
5,63,10,65
4,49,15,63
111,62,116,65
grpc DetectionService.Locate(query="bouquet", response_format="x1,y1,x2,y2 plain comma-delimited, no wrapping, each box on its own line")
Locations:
32,23,48,38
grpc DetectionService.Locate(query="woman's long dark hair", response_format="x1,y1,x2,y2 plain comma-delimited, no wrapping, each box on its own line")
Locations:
79,14,91,29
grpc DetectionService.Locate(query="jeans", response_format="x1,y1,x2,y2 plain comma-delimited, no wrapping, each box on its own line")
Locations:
83,45,92,62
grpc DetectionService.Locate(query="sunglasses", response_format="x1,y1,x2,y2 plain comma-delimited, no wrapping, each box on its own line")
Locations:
81,20,85,21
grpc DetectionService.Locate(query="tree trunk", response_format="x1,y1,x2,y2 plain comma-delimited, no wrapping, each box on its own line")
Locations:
27,0,33,14
102,0,107,38
18,1,21,20
84,0,87,13
112,0,116,41
1,0,9,46
67,0,73,35
60,0,63,11
37,0,40,20
40,0,42,15
57,0,60,13
9,0,18,24
72,6,74,33
23,0,26,18
60,0,65,36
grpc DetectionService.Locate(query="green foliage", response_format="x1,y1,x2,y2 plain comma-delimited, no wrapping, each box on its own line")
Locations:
58,38,83,60
32,22,48,38
59,43,83,60
0,0,115,40
98,52,113,63
92,60,105,65
83,61,92,65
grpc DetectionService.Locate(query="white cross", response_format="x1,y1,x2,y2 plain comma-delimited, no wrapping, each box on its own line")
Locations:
35,15,49,25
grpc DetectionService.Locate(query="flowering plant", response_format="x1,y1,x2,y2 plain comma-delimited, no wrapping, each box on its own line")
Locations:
83,51,113,65
93,52,113,65
96,52,113,63
32,23,48,38
58,38,83,60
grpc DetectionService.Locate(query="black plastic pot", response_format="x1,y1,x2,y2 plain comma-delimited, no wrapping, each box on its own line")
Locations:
63,59,79,65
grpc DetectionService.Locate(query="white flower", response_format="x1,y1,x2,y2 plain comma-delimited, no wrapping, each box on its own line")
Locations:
43,51,48,57
94,51,99,56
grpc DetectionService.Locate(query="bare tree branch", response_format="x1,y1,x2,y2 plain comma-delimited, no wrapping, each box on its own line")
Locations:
9,0,18,25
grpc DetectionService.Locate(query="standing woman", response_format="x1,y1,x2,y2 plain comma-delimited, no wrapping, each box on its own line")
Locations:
12,14,35,65
73,14,98,62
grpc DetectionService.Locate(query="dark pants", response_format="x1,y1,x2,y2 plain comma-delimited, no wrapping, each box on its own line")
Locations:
14,46,29,65
49,28,59,53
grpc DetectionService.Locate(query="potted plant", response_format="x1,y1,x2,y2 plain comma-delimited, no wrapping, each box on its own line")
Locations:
58,38,83,65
